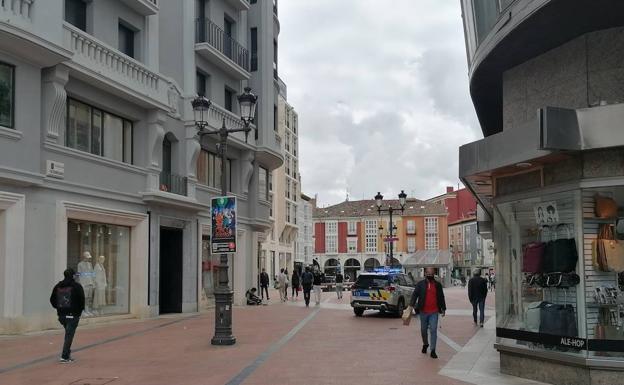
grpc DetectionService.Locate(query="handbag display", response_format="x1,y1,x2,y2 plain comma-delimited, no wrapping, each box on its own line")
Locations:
525,301,547,332
522,242,545,273
539,303,577,337
542,225,578,273
596,195,618,219
598,224,624,273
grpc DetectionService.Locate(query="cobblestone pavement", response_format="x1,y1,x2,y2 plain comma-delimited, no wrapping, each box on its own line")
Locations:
0,287,499,385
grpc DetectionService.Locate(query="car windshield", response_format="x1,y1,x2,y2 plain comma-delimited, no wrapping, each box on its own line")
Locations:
353,275,390,289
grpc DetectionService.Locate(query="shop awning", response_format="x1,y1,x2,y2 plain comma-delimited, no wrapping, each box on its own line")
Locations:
403,250,452,268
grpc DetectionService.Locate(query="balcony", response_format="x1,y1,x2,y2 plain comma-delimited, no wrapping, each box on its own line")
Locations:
119,0,158,16
225,0,250,11
0,0,32,30
159,171,187,196
63,23,173,110
195,18,250,80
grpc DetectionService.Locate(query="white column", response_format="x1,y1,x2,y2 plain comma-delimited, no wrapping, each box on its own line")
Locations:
0,192,25,319
42,65,69,144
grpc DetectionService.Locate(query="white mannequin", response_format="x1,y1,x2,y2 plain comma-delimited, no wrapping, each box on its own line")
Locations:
77,251,95,316
93,255,108,314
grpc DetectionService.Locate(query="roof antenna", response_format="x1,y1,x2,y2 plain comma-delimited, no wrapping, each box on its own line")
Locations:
346,186,350,202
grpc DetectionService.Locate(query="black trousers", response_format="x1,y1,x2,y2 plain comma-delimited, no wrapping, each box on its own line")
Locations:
303,285,312,306
260,285,269,299
59,315,80,359
291,285,299,297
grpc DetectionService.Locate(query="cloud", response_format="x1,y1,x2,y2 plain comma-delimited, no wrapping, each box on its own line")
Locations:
279,0,480,206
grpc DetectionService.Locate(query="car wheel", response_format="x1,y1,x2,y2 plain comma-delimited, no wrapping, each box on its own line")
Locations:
353,308,364,317
396,298,405,318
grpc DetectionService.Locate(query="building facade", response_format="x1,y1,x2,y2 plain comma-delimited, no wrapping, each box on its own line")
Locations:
312,198,450,283
0,0,282,334
295,193,314,267
259,77,300,281
459,0,624,382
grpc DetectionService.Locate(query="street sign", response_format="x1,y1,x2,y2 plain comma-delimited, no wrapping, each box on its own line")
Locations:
384,237,399,242
211,196,236,253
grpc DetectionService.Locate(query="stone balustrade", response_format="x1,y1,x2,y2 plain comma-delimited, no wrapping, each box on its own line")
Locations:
0,0,33,29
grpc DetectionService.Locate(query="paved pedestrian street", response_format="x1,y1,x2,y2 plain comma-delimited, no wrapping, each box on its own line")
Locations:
0,287,542,385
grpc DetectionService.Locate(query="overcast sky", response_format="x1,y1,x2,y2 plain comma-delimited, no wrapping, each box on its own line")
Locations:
279,0,481,207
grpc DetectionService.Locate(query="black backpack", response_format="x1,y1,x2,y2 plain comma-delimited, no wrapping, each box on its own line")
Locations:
56,286,73,309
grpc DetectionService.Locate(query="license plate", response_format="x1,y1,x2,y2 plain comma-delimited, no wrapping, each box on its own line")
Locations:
352,290,367,297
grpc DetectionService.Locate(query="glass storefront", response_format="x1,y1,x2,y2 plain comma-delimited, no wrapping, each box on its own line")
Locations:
67,220,130,317
494,186,624,359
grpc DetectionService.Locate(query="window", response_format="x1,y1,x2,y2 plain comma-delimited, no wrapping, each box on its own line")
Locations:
347,238,357,253
285,132,290,152
66,99,133,163
285,178,290,199
407,237,416,253
223,17,234,59
407,220,416,234
67,220,130,316
365,220,377,253
196,71,208,97
273,39,278,79
292,159,297,179
325,221,337,254
196,150,232,191
65,0,87,32
285,155,290,176
473,0,500,44
268,171,273,191
293,116,297,133
425,217,438,250
250,28,258,72
292,204,297,225
273,104,278,131
118,23,136,59
348,221,357,235
224,88,234,112
292,183,297,201
286,201,291,223
269,194,273,217
293,137,297,156
0,62,14,128
259,167,268,201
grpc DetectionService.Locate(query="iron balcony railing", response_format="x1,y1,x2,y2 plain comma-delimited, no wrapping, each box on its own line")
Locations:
195,18,250,72
160,171,188,196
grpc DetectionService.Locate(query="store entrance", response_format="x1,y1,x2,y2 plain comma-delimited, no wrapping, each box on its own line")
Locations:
159,227,183,314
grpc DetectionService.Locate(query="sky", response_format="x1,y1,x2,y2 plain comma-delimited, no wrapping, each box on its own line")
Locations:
278,0,481,207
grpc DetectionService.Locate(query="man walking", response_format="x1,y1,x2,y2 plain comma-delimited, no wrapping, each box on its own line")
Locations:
291,270,300,301
410,267,446,359
50,268,85,363
335,270,344,300
312,268,323,305
278,268,287,302
259,268,270,301
301,266,314,307
468,269,488,327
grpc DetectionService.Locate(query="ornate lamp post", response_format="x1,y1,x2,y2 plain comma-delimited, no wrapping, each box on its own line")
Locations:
192,87,257,346
375,190,407,268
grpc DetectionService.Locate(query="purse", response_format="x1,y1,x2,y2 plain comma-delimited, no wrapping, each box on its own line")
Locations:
543,225,578,273
522,242,545,273
402,305,413,326
596,195,618,219
596,224,624,272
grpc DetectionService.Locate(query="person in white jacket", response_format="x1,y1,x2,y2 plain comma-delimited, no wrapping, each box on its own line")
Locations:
278,269,287,302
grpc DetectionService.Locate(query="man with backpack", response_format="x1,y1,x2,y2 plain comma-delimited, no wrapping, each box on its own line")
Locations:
50,268,85,363
301,266,314,307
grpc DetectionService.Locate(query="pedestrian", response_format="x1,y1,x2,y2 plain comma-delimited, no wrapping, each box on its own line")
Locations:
335,270,344,299
313,268,322,305
259,268,270,301
291,270,300,301
409,267,446,359
284,269,289,301
468,269,488,327
49,268,85,363
301,266,314,307
246,288,263,305
490,273,496,291
278,269,287,302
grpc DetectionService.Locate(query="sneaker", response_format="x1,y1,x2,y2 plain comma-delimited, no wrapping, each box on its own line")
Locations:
431,351,438,359
59,358,74,363
421,345,429,354
480,323,484,328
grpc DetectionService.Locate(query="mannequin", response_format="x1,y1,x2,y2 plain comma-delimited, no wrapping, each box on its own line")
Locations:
77,251,95,316
93,255,108,315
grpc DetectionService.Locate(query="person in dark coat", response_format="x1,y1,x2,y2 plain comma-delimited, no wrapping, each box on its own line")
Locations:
301,266,314,307
291,270,301,300
409,267,446,359
468,269,488,327
50,268,85,363
259,268,270,300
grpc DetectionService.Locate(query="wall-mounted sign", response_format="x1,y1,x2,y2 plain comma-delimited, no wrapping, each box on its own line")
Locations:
211,196,236,253
534,201,559,225
46,160,65,179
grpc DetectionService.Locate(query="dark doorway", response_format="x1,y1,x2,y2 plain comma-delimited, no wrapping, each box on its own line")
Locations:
159,227,183,314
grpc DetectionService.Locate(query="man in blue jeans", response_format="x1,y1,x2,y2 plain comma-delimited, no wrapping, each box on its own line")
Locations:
410,267,446,359
468,269,488,327
50,268,85,363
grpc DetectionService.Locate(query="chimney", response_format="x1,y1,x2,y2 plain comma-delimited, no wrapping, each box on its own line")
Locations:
446,186,454,193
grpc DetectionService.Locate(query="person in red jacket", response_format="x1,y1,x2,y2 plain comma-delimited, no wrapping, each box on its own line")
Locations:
409,267,446,359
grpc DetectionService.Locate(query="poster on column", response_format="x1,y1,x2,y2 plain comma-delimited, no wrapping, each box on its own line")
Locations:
211,196,237,253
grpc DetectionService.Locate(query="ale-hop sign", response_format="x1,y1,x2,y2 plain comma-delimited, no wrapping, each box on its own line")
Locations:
211,196,237,253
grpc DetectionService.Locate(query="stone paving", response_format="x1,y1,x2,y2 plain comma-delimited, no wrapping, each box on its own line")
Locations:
0,286,539,385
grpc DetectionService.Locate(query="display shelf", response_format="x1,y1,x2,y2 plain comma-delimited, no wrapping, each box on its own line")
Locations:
587,302,620,308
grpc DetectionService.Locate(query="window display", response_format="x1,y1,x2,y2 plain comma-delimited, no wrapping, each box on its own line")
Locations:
67,220,130,317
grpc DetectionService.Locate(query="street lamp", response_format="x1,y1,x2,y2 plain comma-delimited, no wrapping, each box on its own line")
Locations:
375,190,407,268
192,86,258,346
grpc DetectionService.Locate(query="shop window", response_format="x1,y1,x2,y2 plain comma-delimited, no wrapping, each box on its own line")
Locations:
0,62,14,128
67,220,130,317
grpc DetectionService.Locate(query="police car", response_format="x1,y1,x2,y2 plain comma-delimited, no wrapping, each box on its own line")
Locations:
350,269,415,317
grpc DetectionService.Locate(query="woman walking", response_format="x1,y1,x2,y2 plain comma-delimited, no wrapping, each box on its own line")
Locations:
291,270,301,301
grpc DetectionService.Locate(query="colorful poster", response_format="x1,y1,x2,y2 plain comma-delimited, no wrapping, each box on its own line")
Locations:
211,196,236,253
